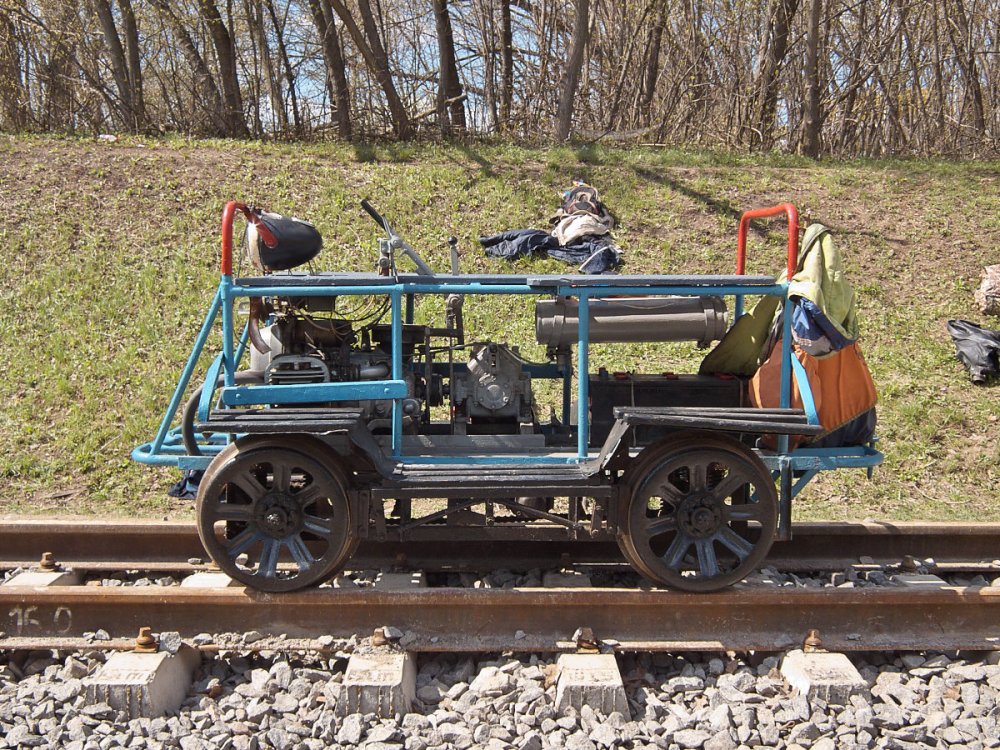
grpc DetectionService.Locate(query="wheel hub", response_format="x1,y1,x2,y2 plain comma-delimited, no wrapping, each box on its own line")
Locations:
677,496,723,538
256,493,302,537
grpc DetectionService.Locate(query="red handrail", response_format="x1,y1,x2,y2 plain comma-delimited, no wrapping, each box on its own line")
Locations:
220,200,277,276
736,203,799,281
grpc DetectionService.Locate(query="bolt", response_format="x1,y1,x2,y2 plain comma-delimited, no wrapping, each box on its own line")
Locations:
134,627,158,653
803,628,823,653
372,627,387,647
38,552,58,571
901,555,919,572
573,626,599,653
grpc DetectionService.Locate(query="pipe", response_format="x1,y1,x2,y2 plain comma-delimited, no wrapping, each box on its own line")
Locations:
535,296,728,347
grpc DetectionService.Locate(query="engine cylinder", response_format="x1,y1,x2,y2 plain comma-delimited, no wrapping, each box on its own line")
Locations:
535,296,728,347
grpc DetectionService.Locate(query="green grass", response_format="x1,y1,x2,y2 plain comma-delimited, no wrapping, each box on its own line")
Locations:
1,134,998,520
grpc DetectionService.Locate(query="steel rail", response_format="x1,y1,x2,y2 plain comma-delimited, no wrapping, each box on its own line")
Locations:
1,584,998,653
1,520,999,573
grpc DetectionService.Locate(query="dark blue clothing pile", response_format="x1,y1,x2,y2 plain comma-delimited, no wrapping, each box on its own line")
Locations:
479,229,621,274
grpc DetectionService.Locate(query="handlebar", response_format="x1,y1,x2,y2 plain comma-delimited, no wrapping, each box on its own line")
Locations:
361,198,388,231
736,203,799,281
220,200,277,276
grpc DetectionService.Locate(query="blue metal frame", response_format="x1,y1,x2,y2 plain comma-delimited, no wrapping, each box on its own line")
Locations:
133,269,882,492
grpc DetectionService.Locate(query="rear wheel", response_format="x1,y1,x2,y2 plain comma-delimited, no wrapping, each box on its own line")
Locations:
618,432,777,591
196,438,355,592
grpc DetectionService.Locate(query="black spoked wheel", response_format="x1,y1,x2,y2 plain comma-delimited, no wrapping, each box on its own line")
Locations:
618,433,777,592
196,439,355,592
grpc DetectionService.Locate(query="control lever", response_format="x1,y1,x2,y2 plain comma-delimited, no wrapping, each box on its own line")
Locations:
360,198,387,231
445,236,464,343
361,198,435,277
448,236,460,275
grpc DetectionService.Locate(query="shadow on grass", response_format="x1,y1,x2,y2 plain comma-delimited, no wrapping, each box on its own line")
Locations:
633,166,745,224
632,165,908,246
351,141,415,164
453,141,496,179
574,143,603,165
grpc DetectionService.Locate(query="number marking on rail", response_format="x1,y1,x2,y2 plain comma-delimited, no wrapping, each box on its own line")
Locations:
7,605,73,636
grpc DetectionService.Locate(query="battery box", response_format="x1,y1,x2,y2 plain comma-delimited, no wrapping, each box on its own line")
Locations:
589,370,745,447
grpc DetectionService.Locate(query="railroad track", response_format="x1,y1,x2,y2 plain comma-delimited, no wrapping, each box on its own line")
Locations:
1,520,999,654
2,519,1000,573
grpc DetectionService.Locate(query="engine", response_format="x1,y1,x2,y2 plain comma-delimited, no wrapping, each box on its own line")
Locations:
451,343,535,434
249,300,536,436
250,302,423,430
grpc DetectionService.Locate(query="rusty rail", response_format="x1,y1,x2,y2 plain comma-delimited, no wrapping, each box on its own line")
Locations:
1,584,998,653
1,520,999,573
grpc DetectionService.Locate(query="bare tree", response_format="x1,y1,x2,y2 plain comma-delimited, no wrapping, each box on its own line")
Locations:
499,0,513,130
328,0,411,137
0,3,29,130
555,0,590,140
2,0,995,155
197,0,249,137
801,0,822,156
751,0,800,150
305,0,351,138
433,0,466,134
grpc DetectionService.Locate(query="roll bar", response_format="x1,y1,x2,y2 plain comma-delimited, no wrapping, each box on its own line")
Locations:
736,203,799,281
220,200,277,276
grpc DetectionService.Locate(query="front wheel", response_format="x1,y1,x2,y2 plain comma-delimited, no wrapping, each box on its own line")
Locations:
618,433,777,592
196,438,356,592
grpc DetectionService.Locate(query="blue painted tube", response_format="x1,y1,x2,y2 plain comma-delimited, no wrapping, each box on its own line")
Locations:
576,293,590,458
149,290,222,454
790,353,819,425
232,283,540,298
397,455,584,466
231,282,786,299
221,276,235,387
221,380,408,406
391,291,403,458
776,293,794,456
556,284,787,298
197,353,226,422
131,445,183,467
234,321,250,369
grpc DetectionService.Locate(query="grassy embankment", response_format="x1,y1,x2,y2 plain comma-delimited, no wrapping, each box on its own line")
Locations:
1,135,998,520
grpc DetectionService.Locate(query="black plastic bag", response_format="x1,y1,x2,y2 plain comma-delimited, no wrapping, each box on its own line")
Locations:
946,319,1000,384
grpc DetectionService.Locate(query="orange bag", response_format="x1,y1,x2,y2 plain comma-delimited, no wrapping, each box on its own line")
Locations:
749,339,877,446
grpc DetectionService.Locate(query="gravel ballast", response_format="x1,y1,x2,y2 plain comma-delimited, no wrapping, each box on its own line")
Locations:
1,645,999,749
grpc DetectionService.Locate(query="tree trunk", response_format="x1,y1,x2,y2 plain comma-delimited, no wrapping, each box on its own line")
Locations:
753,0,799,150
264,0,302,132
150,0,229,135
0,8,28,130
946,0,986,137
40,1,77,132
305,0,352,139
432,0,465,134
197,0,249,137
246,0,286,132
93,0,135,129
119,0,145,130
328,0,411,137
554,0,590,141
499,0,513,130
640,5,665,124
801,0,822,157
